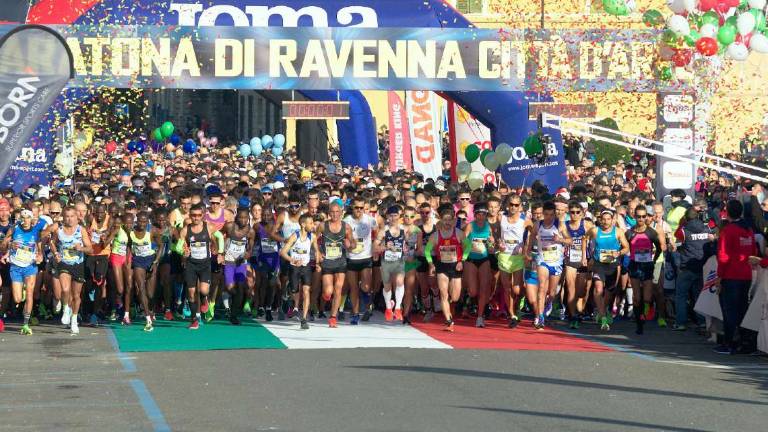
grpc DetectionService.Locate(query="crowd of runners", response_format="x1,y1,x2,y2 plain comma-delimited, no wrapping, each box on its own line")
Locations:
0,144,763,354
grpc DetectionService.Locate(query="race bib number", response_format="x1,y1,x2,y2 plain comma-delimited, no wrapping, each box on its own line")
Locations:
569,242,583,262
113,243,127,256
63,247,80,261
91,231,102,244
325,242,342,260
133,244,154,258
504,239,521,255
351,237,365,254
226,240,246,261
599,250,617,264
384,249,403,262
635,248,653,263
292,247,310,266
13,244,35,266
541,245,560,264
440,245,458,263
260,238,278,254
471,238,487,255
190,241,208,260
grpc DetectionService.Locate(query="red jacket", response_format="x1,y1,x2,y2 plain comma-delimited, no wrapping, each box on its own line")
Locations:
717,220,756,281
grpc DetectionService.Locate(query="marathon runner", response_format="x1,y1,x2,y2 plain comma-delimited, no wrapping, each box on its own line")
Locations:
401,206,423,324
464,203,495,328
564,201,592,329
625,206,663,335
416,202,438,322
280,213,320,330
497,194,531,329
127,211,162,332
374,205,408,323
52,207,93,335
587,209,630,331
317,201,355,327
343,196,377,325
222,208,255,325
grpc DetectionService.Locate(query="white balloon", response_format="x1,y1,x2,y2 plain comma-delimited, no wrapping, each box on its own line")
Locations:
456,161,472,177
750,33,768,53
495,143,513,164
666,0,686,14
737,12,757,36
667,14,691,36
748,0,767,10
682,0,697,12
484,152,501,171
700,23,718,38
467,172,484,190
727,42,750,60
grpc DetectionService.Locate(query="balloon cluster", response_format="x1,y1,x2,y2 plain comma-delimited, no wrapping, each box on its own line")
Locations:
602,0,636,16
240,134,286,158
654,0,768,78
456,143,515,190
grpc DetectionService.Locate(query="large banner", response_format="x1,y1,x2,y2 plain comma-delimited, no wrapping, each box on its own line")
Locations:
498,136,568,190
448,101,494,185
0,25,73,187
0,25,677,93
387,91,412,172
407,91,442,180
656,92,696,199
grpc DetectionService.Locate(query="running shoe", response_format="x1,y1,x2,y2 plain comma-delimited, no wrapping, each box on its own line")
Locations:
122,316,131,326
143,320,154,332
309,311,315,322
543,297,553,317
300,319,309,330
394,309,403,322
256,307,265,318
533,316,543,330
54,300,62,314
277,309,286,321
671,324,687,331
38,304,49,320
20,324,32,335
182,302,191,318
164,310,174,321
713,345,733,355
337,311,346,321
350,314,360,325
362,310,372,321
475,316,485,328
265,310,273,322
508,316,519,329
200,299,209,314
645,304,655,321
317,310,327,319
29,316,39,326
70,319,79,335
657,317,667,328
384,309,394,321
423,310,434,323
403,316,411,326
570,319,580,330
109,310,117,321
600,316,610,331
243,301,252,315
444,319,454,332
204,308,214,323
606,314,614,325
188,318,199,330
559,307,567,321
0,318,4,333
89,314,99,327
61,305,72,325
328,316,338,328
290,307,299,320
230,315,241,325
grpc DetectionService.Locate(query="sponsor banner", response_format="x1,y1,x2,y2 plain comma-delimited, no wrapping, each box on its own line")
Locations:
656,92,696,198
448,101,494,185
498,138,567,190
0,25,679,92
0,25,73,187
387,91,412,172
406,91,441,180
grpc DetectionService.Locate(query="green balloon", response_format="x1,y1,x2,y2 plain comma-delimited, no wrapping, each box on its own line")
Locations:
717,24,737,46
700,11,720,28
684,30,701,47
688,13,702,29
464,144,480,163
726,15,738,28
739,0,749,11
661,29,679,46
749,9,766,32
658,66,673,82
642,9,664,27
523,135,542,157
160,121,174,138
479,149,492,165
602,0,629,16
153,128,163,142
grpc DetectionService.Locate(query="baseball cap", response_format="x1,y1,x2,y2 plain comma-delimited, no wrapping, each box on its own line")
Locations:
301,169,311,180
0,199,9,211
260,186,273,194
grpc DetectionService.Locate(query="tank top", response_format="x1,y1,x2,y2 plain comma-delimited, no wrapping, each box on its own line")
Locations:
112,227,129,257
171,208,185,229
59,226,85,265
344,214,375,260
10,225,41,267
186,223,211,263
404,226,420,261
383,226,405,263
537,220,563,265
419,223,435,257
566,220,586,263
88,219,110,256
500,216,525,255
436,227,462,264
205,208,226,232
467,221,491,260
224,228,249,264
627,228,655,263
322,221,347,266
130,231,155,258
280,212,301,244
289,232,312,267
594,226,621,264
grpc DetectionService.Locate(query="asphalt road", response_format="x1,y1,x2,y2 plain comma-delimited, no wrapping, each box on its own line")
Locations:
1,318,766,432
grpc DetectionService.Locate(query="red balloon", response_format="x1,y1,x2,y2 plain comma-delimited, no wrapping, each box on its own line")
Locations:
736,33,753,48
695,37,719,56
672,49,693,67
105,140,117,153
699,0,718,11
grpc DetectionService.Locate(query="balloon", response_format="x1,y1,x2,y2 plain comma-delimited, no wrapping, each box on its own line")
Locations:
105,141,117,154
153,128,163,142
456,161,472,178
661,29,679,45
659,44,677,60
127,141,137,153
262,135,274,149
749,32,768,51
161,121,174,138
169,134,181,145
249,137,262,152
183,139,197,154
717,23,738,44
749,8,766,31
643,9,665,27
695,37,719,55
658,65,673,81
239,144,252,157
523,135,542,156
272,146,284,157
684,29,701,46
467,172,484,191
672,48,693,66
602,0,630,16
483,151,500,171
464,144,480,163
749,0,767,8
197,130,205,140
251,143,263,156
209,136,218,147
668,15,691,36
737,12,757,35
273,134,286,148
699,0,719,12
495,143,513,164
727,41,750,59
134,141,145,154
175,148,184,158
479,149,492,166
701,11,722,27
699,23,719,38
165,143,175,153
736,32,753,46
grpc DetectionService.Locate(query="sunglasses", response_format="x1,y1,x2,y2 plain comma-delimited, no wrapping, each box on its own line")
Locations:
209,201,221,205
50,211,61,215
354,206,364,210
289,204,301,208
262,192,272,196
459,197,471,201
569,210,582,215
508,203,521,207
190,213,204,217
636,214,649,219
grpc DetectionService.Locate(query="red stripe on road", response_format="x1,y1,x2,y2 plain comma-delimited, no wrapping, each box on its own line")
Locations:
27,0,101,24
412,317,613,352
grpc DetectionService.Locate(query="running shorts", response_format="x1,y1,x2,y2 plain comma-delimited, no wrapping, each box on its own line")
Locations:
489,254,499,272
381,260,405,283
537,262,563,277
497,253,524,274
185,259,212,288
628,261,655,282
132,255,156,271
224,263,248,286
435,261,462,279
290,265,312,291
347,258,372,272
404,260,420,273
9,264,37,283
59,262,86,283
